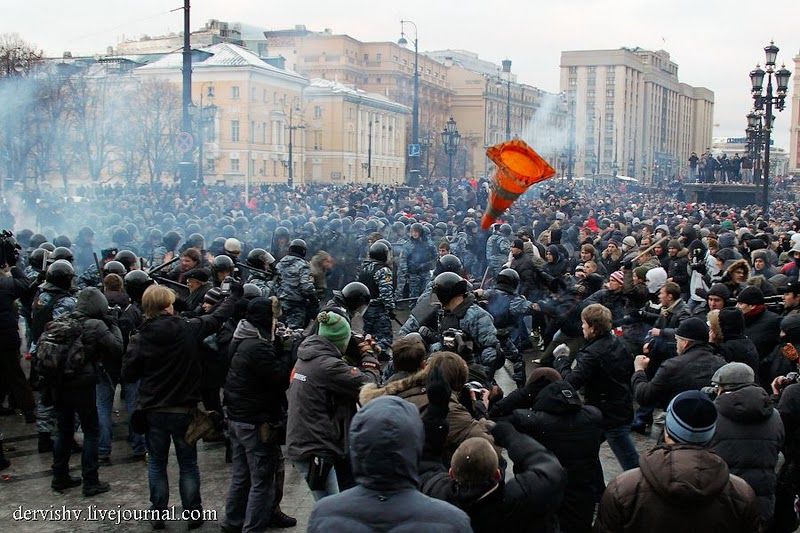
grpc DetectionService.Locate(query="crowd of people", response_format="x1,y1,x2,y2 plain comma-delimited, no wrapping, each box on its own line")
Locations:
1,176,800,531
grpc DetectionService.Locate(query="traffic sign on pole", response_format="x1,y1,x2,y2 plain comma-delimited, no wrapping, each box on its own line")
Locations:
176,132,194,154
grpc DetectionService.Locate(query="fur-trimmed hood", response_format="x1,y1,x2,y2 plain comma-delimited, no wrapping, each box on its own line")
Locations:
360,370,427,406
725,258,750,278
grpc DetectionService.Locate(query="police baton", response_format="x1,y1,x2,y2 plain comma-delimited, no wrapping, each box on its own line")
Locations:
234,261,271,276
147,256,180,276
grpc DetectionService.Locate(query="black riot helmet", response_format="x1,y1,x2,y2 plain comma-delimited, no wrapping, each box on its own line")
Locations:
242,283,262,299
29,248,48,270
410,222,424,237
102,260,127,277
368,241,389,263
432,272,469,306
499,223,512,237
340,282,371,315
273,226,290,240
247,248,274,270
51,246,74,263
213,254,235,272
39,242,55,252
496,268,520,293
30,233,48,249
114,250,138,272
209,237,227,256
124,270,154,303
163,231,182,250
148,228,163,242
289,239,307,257
46,259,74,290
186,233,205,249
435,254,463,275
53,235,72,248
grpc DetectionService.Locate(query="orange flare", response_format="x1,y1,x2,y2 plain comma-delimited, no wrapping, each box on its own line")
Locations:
480,139,556,229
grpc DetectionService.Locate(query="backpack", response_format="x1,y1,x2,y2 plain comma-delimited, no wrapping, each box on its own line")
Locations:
35,314,86,386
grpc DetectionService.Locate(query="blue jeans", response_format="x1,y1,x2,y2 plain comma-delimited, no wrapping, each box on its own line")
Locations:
53,388,100,483
96,370,145,457
145,411,201,512
292,457,339,501
224,421,282,532
605,424,640,471
633,405,655,429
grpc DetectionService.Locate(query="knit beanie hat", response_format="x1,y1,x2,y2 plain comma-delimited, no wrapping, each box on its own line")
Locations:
707,283,731,301
675,317,709,342
317,311,352,353
781,314,800,339
665,390,718,445
718,308,745,338
622,236,637,251
721,220,735,231
204,287,223,306
633,265,650,281
609,270,625,285
737,285,765,305
718,232,735,249
512,239,525,250
668,239,682,250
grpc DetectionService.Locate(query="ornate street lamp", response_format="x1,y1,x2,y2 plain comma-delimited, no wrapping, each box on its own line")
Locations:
441,117,461,195
749,41,791,215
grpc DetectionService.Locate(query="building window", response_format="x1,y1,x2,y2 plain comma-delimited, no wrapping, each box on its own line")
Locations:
231,120,240,142
231,158,239,172
231,86,240,99
569,66,578,74
376,53,382,63
206,158,215,173
314,105,322,119
250,120,255,143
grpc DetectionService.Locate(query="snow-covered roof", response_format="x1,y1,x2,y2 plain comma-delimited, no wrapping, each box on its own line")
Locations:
136,42,305,82
306,78,410,113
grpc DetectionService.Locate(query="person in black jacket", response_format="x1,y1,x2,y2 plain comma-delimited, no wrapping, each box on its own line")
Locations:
222,297,296,531
632,317,726,409
0,261,35,424
555,303,638,471
709,362,784,527
708,308,760,382
511,379,605,533
737,285,782,371
420,420,566,532
122,282,239,529
51,287,122,496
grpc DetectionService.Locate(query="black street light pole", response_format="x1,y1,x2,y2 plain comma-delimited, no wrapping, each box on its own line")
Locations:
197,84,215,184
441,117,461,196
178,0,193,195
367,117,376,180
749,41,791,216
399,20,419,186
286,104,304,188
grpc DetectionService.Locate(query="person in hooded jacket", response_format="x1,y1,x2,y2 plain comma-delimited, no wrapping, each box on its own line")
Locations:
709,362,784,528
596,390,759,533
308,395,471,533
50,287,122,496
222,297,296,531
544,244,568,279
286,310,380,500
708,308,760,382
501,372,605,533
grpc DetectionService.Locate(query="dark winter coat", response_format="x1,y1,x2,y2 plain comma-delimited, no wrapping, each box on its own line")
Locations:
714,336,760,382
286,334,379,461
420,422,566,533
596,444,759,533
710,385,784,524
632,342,726,409
121,294,236,409
0,266,30,345
61,287,123,392
555,332,634,428
512,381,605,533
744,307,782,361
223,319,292,425
308,396,471,533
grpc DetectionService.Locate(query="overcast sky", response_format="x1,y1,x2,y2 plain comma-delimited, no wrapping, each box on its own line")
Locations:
3,0,798,148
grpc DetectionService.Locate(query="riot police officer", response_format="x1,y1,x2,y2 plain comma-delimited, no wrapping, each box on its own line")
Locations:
359,242,395,354
275,239,316,328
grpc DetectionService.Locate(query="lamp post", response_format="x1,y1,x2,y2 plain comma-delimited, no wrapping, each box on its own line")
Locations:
286,102,304,188
441,117,461,195
501,59,512,139
367,116,378,180
178,0,194,196
398,20,420,186
197,83,216,185
749,41,791,216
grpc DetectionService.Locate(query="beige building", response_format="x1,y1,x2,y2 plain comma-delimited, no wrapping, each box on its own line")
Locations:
429,50,568,178
560,48,714,183
135,42,310,188
303,79,409,184
265,27,452,177
789,49,800,174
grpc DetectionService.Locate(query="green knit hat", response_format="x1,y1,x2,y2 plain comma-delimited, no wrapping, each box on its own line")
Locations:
317,311,351,353
634,265,650,281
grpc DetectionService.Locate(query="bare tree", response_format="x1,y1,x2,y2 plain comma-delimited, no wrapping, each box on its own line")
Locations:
0,33,42,77
72,74,118,182
136,78,181,186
